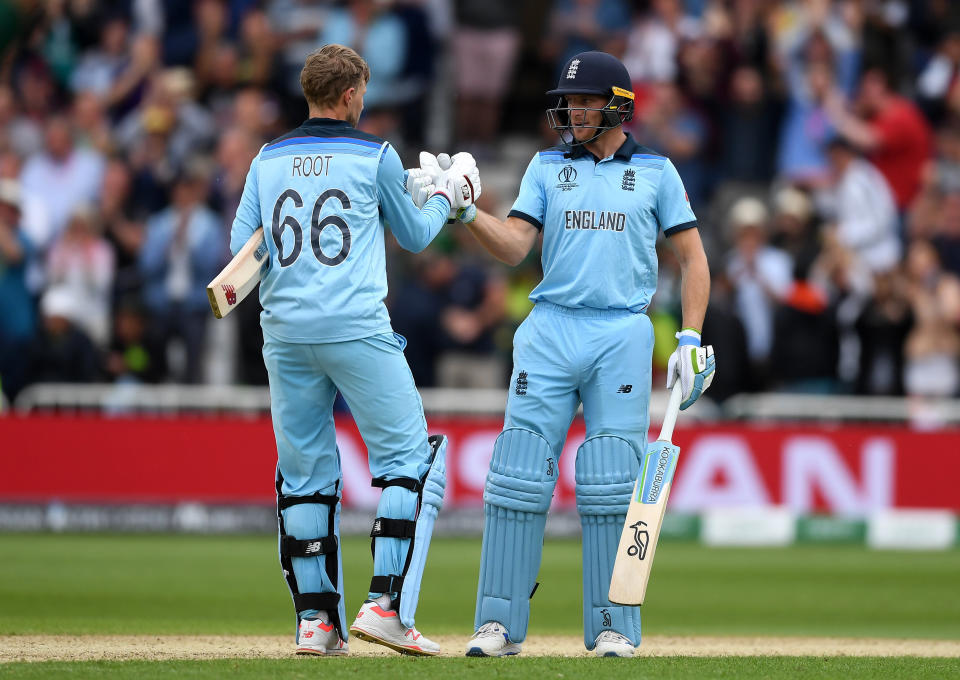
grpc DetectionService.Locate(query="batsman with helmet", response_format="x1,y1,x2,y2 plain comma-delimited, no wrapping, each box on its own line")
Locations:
428,50,716,656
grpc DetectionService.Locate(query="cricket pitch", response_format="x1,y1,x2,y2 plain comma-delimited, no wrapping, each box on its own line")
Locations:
3,635,959,661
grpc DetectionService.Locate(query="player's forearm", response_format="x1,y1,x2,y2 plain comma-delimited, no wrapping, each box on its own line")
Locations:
464,210,535,266
678,248,710,332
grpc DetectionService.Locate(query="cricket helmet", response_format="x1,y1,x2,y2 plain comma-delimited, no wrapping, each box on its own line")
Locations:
546,51,635,146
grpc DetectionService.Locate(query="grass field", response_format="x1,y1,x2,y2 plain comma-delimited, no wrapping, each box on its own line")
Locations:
1,533,958,677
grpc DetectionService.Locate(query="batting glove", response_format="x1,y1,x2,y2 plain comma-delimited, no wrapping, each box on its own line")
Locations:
405,167,436,209
666,329,716,410
418,151,481,221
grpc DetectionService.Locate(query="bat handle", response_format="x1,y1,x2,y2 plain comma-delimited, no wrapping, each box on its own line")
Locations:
658,382,683,443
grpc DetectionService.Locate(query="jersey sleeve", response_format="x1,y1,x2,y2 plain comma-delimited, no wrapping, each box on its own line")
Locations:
656,158,698,236
508,154,546,231
230,152,262,256
376,143,451,253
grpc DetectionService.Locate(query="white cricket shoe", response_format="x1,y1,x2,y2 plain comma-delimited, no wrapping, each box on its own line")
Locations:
296,616,348,656
465,621,522,657
594,630,634,657
349,597,440,656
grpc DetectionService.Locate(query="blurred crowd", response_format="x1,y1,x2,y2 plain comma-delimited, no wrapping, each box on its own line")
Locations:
1,0,959,406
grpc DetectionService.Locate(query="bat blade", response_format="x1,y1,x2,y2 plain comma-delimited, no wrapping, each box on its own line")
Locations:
608,438,681,605
206,227,269,318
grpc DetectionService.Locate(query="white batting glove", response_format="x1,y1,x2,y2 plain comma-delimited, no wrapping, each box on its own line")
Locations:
439,152,481,211
405,167,436,209
418,151,481,222
666,329,716,410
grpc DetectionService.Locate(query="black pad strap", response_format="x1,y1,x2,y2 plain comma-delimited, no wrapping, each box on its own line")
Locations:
370,517,416,539
371,476,422,493
278,492,339,511
281,534,339,557
530,581,540,599
293,591,341,614
370,574,404,594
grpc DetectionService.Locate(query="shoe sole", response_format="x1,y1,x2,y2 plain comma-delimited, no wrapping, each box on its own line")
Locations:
349,626,439,657
295,647,349,657
465,646,520,657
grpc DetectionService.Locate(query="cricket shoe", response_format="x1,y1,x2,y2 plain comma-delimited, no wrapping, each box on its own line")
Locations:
594,630,634,657
465,621,522,657
349,597,440,656
296,616,348,656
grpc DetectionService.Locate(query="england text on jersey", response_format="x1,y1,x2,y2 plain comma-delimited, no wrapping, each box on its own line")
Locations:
564,210,626,232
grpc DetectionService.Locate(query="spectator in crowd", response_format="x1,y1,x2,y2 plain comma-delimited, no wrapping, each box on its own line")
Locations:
903,239,960,397
453,0,521,152
716,65,782,192
106,298,163,384
45,204,115,347
318,0,409,137
69,13,131,99
98,158,144,302
622,0,701,89
0,149,51,294
777,57,839,187
916,29,960,125
544,0,630,71
827,67,933,212
634,80,708,207
139,163,223,383
822,136,900,274
724,197,793,387
771,252,839,393
0,180,34,402
116,68,216,172
855,269,913,396
28,287,102,385
769,185,818,264
20,115,105,237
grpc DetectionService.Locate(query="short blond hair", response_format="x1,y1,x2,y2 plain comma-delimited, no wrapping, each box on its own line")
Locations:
300,44,370,109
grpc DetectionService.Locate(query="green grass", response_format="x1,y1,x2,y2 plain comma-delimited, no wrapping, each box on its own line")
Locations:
1,534,959,639
2,658,959,680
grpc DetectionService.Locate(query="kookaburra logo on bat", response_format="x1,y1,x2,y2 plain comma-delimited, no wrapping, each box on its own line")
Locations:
627,520,649,560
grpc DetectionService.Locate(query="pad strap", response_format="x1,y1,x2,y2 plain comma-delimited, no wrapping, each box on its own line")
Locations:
280,534,339,557
278,492,338,511
371,477,422,493
293,591,341,614
370,574,404,593
370,517,416,539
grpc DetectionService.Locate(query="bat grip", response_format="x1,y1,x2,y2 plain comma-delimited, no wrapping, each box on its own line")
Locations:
658,382,683,443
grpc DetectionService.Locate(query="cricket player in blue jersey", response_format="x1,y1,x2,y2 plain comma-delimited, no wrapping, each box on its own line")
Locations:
446,51,715,657
229,44,480,657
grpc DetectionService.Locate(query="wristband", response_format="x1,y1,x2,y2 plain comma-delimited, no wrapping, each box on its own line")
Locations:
456,205,477,224
676,328,701,347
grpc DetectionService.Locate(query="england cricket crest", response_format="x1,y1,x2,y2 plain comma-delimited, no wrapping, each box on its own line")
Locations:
627,520,649,560
222,284,237,306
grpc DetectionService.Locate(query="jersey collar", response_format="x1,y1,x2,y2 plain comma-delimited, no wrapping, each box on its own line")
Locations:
303,117,350,128
567,132,641,163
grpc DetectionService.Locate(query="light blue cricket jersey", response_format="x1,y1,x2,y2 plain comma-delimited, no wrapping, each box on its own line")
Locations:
230,118,451,343
509,133,697,313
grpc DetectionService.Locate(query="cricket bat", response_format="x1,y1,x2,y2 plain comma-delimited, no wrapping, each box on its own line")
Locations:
608,381,684,605
206,227,269,319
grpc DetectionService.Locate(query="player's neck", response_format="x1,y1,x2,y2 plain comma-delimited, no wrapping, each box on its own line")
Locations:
308,105,348,123
583,128,627,161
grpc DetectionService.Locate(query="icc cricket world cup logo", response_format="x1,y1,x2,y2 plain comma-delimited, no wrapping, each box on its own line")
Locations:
627,520,649,560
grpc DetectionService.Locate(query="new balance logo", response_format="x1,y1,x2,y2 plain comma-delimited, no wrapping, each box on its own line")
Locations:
304,541,323,554
222,284,237,305
617,384,632,393
515,370,528,396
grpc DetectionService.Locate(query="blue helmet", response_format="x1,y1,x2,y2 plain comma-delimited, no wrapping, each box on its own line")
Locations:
546,51,635,146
